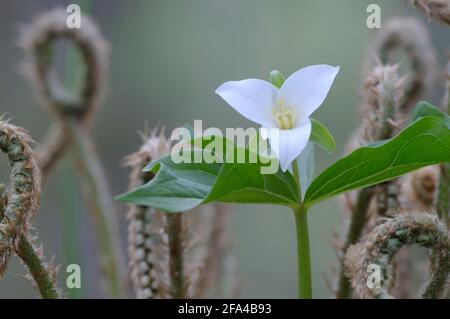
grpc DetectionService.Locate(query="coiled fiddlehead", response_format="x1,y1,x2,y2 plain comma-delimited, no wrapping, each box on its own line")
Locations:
20,7,109,177
0,120,59,298
345,213,450,299
0,121,41,275
371,17,436,114
20,8,108,126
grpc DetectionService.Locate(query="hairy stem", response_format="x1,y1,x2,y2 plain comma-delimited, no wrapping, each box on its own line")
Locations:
65,118,125,298
16,234,59,299
36,124,69,177
436,163,450,223
436,61,450,223
0,186,58,299
423,246,450,299
167,213,184,298
337,187,375,299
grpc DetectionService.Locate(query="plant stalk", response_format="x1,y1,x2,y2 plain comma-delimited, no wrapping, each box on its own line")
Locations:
437,60,450,224
64,117,125,298
336,186,375,298
16,234,60,299
436,164,450,223
291,160,312,299
0,189,59,299
294,207,312,299
167,213,184,298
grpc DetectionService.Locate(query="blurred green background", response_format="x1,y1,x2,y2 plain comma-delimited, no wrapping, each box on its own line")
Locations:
0,0,448,298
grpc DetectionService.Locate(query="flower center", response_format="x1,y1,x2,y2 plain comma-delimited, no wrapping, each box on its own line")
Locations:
272,98,296,129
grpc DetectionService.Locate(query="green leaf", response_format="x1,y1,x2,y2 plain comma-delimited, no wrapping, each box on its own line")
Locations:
118,158,221,212
303,116,450,207
411,101,450,127
309,118,336,152
117,140,300,212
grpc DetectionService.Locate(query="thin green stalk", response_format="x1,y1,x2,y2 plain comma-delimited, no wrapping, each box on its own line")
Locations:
65,117,125,298
294,207,312,299
291,160,312,299
61,8,87,297
16,234,60,299
60,161,83,298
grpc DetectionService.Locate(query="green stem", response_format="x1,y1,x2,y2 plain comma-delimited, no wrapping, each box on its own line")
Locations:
60,20,84,298
60,161,83,298
291,160,312,299
294,207,312,299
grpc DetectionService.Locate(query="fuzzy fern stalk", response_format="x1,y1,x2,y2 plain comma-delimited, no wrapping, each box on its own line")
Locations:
370,17,436,114
20,8,126,298
0,189,60,299
0,121,41,274
20,7,108,176
364,65,403,219
435,58,450,223
336,64,404,298
125,130,236,298
0,120,60,298
37,124,69,177
410,0,450,223
125,129,171,298
345,213,450,299
16,233,60,299
336,16,436,298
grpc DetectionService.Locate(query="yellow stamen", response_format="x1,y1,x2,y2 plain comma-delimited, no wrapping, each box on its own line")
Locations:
272,98,296,129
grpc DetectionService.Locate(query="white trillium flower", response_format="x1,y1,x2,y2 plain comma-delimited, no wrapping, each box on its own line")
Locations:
215,64,340,172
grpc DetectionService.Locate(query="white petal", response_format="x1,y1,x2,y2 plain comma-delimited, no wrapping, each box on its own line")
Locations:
262,120,312,172
278,65,339,122
216,79,277,127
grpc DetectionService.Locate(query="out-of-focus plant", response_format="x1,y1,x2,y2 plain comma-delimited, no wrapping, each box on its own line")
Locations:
124,128,237,298
336,15,437,298
339,1,450,298
20,8,126,298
